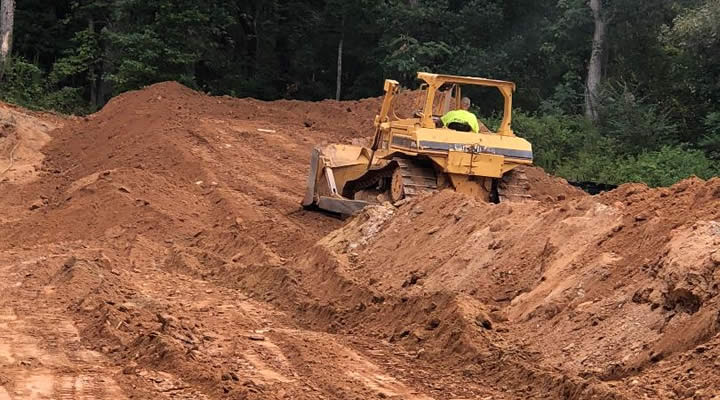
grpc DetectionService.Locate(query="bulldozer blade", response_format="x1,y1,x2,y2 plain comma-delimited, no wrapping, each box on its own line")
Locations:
302,147,369,215
302,147,321,208
317,196,369,215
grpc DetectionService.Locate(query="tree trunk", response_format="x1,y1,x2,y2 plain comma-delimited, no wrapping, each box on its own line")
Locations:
585,0,607,121
335,30,343,101
96,57,105,108
253,6,261,77
0,0,15,77
88,18,98,108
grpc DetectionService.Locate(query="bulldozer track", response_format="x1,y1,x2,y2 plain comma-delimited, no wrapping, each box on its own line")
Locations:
342,158,439,201
342,157,534,205
497,169,532,201
394,158,437,198
341,163,397,199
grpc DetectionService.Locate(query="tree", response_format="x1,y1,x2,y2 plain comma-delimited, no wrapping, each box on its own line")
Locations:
662,0,720,143
336,19,343,101
0,0,15,77
104,0,215,93
50,0,112,109
584,0,607,121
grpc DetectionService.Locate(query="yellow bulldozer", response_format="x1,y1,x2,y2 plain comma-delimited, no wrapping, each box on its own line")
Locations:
302,72,533,215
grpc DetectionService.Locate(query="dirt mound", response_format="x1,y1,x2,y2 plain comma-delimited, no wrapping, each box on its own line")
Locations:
1,82,718,400
508,165,587,201
0,102,61,184
308,176,720,396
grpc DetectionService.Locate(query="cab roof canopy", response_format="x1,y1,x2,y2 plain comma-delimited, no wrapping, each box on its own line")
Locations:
416,72,516,92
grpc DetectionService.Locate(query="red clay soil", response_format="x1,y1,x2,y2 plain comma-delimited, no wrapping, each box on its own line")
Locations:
0,82,719,400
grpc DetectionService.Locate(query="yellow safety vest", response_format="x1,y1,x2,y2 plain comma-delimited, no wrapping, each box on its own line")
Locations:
441,110,480,133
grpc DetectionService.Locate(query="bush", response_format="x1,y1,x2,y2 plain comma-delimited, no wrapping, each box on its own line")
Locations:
603,145,717,187
509,110,717,187
0,59,46,107
538,72,585,115
41,87,92,115
596,83,677,154
0,57,92,114
513,112,615,179
700,111,720,160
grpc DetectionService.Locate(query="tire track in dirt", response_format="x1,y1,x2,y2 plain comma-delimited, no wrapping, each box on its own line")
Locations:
104,240,448,399
0,240,453,399
0,255,127,400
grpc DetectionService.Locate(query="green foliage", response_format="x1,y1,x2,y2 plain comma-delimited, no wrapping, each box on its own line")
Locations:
596,83,678,154
667,0,720,50
700,112,720,160
539,72,585,115
105,0,211,93
604,146,717,187
0,59,46,106
512,112,717,187
40,87,91,115
512,111,604,174
659,0,720,143
1,0,718,185
507,111,624,184
50,28,101,83
0,57,91,114
381,37,454,84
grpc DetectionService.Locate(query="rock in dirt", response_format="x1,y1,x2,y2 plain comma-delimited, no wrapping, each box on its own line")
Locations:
394,198,410,207
123,362,138,374
28,199,44,210
711,251,720,266
474,313,493,330
402,272,424,288
118,302,136,312
157,313,178,330
635,213,649,222
425,319,441,330
62,256,77,270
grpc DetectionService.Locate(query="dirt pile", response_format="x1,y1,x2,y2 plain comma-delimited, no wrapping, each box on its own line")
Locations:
308,177,720,398
0,82,718,400
0,102,61,184
1,83,497,400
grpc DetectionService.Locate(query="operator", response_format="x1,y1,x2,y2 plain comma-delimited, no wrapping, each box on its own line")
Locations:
441,97,480,133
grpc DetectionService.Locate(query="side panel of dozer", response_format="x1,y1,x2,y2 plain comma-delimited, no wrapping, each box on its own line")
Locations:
302,144,373,215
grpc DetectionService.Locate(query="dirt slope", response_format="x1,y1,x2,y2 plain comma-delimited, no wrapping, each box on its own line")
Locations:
0,82,718,400
314,180,720,398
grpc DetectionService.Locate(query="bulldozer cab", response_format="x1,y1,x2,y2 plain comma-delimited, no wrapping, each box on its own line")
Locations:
380,72,516,137
412,83,460,118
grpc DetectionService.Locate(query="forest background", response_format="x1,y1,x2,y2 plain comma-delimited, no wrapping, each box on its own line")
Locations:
1,0,719,186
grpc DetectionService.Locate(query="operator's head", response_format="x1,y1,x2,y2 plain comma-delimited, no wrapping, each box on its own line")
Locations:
461,97,471,111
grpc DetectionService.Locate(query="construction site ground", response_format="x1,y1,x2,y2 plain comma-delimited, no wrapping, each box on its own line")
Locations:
1,82,719,400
